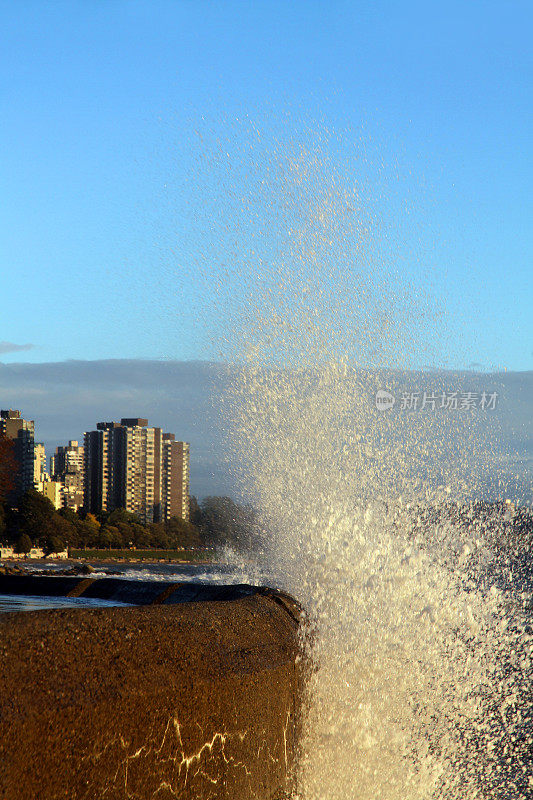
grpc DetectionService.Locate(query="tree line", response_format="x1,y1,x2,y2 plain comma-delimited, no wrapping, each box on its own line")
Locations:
0,488,259,556
0,432,259,555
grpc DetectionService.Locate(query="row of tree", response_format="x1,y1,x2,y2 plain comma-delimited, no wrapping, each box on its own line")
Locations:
0,489,259,556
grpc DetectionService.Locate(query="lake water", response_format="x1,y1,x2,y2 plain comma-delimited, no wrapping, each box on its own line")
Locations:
0,561,254,613
0,593,134,612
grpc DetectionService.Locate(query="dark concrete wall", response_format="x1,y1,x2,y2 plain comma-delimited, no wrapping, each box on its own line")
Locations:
0,586,304,800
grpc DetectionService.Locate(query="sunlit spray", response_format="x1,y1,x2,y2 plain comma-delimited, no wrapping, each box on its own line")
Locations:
183,117,531,799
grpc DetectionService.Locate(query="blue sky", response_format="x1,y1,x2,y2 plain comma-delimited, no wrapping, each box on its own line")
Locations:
1,0,532,370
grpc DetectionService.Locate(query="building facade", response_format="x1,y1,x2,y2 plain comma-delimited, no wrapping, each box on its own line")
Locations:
84,418,189,524
50,440,85,511
162,435,190,522
0,409,35,500
38,479,63,510
50,440,84,477
33,442,48,485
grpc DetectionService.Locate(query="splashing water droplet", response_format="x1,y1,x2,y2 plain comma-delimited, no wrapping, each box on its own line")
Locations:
181,116,532,800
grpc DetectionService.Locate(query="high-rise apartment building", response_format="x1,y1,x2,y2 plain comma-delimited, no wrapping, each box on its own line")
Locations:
50,440,84,477
34,442,48,485
50,440,85,511
33,441,64,507
0,409,35,499
84,418,189,524
122,420,161,523
162,435,190,521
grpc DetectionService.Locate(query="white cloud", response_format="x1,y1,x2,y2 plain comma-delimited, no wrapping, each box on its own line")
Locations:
0,341,35,355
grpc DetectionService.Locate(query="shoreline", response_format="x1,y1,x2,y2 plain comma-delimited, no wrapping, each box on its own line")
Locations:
0,552,219,567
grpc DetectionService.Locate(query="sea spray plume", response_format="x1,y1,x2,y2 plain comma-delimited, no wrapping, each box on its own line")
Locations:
184,118,531,798
226,364,531,800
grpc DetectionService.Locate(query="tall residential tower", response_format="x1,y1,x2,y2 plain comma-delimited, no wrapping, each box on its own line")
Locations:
84,418,189,524
50,440,85,511
0,409,35,500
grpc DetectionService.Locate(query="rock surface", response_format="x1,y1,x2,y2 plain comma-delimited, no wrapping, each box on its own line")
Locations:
0,584,304,800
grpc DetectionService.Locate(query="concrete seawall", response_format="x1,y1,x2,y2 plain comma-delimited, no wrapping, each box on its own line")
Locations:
0,577,304,800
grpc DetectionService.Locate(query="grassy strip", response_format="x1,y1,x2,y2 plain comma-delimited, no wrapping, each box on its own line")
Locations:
69,548,216,563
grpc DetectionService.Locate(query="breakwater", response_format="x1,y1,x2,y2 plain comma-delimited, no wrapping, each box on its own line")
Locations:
0,576,303,800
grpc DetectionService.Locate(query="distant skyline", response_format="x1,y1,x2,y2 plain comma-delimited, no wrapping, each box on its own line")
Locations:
0,359,531,502
1,0,532,371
